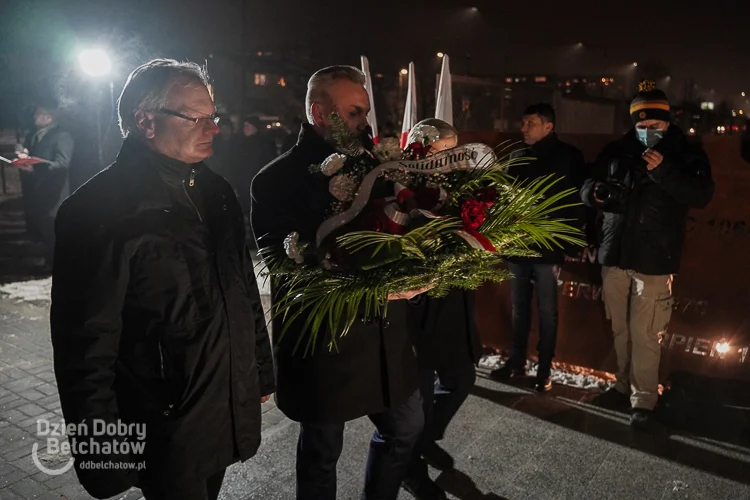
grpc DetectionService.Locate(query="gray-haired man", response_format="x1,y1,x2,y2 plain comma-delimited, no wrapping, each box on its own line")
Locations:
51,59,275,500
251,65,424,500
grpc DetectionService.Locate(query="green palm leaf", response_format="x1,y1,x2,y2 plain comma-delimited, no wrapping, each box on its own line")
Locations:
264,151,586,355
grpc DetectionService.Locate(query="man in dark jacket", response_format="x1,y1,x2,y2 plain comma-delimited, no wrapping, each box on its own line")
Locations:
402,119,481,500
51,59,275,500
581,81,714,429
490,103,585,392
251,65,423,500
15,102,74,271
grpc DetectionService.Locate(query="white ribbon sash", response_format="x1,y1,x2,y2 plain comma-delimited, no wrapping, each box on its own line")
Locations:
316,143,497,246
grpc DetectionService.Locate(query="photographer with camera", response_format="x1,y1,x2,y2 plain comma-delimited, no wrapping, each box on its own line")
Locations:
581,80,714,430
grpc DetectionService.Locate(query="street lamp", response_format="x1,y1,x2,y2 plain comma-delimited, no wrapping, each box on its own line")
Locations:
743,92,746,97
78,48,112,77
400,68,408,75
437,52,444,58
632,62,638,67
78,48,114,167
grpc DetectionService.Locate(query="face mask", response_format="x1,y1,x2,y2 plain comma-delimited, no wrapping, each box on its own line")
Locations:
636,127,664,148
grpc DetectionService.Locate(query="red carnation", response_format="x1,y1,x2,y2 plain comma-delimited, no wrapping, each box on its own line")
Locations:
461,199,486,230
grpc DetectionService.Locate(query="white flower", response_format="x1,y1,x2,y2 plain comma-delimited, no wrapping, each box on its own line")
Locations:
283,232,304,264
372,137,403,162
329,174,358,202
407,124,440,145
320,153,347,176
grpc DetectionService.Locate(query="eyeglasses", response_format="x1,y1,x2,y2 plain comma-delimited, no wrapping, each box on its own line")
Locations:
159,108,220,127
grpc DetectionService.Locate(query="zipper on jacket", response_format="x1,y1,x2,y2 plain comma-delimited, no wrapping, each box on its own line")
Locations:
182,178,204,223
157,338,177,414
157,338,167,384
189,168,196,187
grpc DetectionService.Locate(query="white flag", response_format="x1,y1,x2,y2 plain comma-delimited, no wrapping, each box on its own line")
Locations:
360,55,379,144
435,55,453,125
400,62,417,148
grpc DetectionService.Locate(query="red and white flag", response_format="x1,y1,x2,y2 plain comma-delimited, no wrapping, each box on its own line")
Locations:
400,62,417,148
435,54,453,125
360,55,379,144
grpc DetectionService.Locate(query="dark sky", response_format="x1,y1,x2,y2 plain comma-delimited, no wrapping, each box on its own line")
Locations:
1,0,748,105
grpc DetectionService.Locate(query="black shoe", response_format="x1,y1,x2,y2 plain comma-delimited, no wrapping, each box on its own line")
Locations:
535,375,552,392
630,409,654,430
489,363,526,382
592,388,631,411
402,474,448,500
422,442,454,471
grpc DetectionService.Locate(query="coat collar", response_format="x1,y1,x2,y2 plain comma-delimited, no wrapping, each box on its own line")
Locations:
528,133,559,157
295,123,336,162
111,138,226,217
31,123,58,145
115,137,209,189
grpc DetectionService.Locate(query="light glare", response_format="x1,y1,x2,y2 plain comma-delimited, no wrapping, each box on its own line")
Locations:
78,48,112,77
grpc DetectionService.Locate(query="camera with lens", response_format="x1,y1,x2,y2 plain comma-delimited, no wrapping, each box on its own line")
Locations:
594,180,629,204
594,159,631,210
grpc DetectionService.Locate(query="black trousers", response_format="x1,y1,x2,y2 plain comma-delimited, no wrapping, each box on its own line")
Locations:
409,361,476,475
20,175,58,266
296,389,423,500
507,261,559,377
139,468,226,500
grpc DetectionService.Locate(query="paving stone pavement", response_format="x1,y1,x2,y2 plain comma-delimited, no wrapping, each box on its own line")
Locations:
2,289,750,500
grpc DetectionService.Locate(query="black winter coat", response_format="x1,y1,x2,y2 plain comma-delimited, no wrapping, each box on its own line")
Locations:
581,126,714,275
408,290,481,370
507,134,587,265
51,139,275,499
250,124,419,424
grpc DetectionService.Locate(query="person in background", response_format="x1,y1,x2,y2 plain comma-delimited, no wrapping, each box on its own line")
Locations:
242,115,277,161
14,101,74,272
205,118,237,182
51,59,274,500
228,113,241,138
282,116,304,153
251,65,425,500
237,115,277,248
380,120,398,139
489,103,585,392
402,118,481,500
581,80,713,429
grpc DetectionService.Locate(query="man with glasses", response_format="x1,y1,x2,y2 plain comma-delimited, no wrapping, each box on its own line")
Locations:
51,59,275,500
